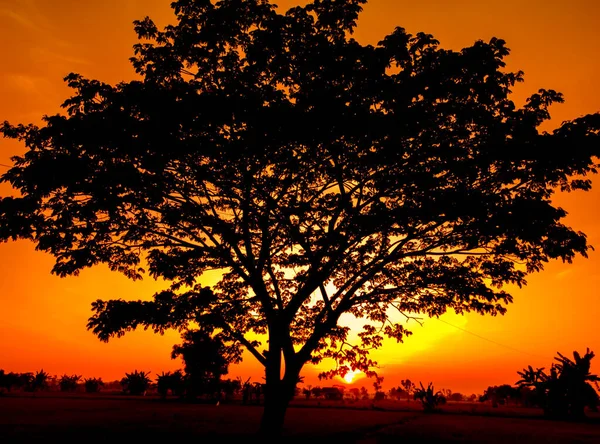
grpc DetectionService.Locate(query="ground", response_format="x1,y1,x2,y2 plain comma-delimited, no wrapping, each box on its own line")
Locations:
1,393,599,443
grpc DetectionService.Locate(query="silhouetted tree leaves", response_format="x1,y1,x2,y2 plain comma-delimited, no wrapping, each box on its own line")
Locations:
1,0,600,434
414,382,446,412
120,370,151,396
171,329,240,399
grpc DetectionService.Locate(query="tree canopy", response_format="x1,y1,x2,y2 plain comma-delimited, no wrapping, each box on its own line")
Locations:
1,0,599,433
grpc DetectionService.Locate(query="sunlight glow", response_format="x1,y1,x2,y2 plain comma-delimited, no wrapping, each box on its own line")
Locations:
343,370,361,384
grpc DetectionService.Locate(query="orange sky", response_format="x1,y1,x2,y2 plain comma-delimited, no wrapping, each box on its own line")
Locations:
1,0,599,395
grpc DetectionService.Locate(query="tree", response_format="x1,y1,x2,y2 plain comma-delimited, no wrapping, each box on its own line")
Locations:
401,379,416,402
1,0,599,435
373,375,385,400
156,370,185,398
414,382,446,412
171,329,240,399
59,374,81,392
32,370,50,392
516,349,599,418
449,392,464,402
84,377,104,393
388,386,407,401
120,370,151,396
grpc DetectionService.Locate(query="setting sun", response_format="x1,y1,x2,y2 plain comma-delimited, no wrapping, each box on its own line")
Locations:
343,370,362,384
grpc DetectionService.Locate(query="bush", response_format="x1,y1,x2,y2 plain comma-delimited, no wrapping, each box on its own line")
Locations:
121,370,151,396
156,371,185,398
84,377,104,393
59,374,81,392
414,382,446,412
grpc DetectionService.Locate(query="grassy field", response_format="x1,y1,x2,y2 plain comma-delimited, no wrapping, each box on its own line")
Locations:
1,393,599,443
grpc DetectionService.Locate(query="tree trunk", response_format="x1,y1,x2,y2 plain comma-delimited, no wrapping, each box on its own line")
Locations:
258,334,300,436
259,379,296,436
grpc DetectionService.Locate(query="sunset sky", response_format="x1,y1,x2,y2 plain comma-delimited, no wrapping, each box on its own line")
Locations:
1,0,599,395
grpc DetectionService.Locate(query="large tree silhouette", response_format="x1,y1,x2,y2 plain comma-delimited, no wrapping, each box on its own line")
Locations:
1,0,599,435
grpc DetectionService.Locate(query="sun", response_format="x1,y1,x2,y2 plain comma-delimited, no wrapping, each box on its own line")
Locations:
343,370,361,384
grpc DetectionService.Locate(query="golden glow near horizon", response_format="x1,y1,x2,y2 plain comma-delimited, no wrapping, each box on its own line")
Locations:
343,370,362,384
1,0,600,394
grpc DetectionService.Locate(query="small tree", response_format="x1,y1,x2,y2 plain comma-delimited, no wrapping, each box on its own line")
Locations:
449,392,464,402
414,382,446,412
59,375,81,392
84,377,104,393
171,329,240,399
388,386,407,401
121,370,151,396
360,386,370,400
401,379,416,402
0,372,22,392
311,386,323,399
373,376,385,401
349,387,361,401
302,386,312,399
31,370,49,392
220,378,242,401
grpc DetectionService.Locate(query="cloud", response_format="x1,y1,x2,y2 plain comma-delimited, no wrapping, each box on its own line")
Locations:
30,47,90,66
555,269,573,279
0,8,41,31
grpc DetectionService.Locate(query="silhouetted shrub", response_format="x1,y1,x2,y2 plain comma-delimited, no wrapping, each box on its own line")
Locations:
414,382,446,412
156,370,185,399
59,374,81,392
121,370,151,395
84,377,104,393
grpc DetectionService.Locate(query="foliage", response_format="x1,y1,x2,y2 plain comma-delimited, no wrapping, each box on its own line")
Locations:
0,371,26,391
311,386,323,399
2,0,599,434
171,329,240,398
373,375,385,400
349,387,361,400
242,380,265,405
388,386,408,401
120,370,151,396
414,382,446,412
30,370,50,391
220,378,243,400
448,392,464,402
400,379,416,401
59,374,81,392
480,384,520,407
84,377,104,393
156,370,186,399
360,386,369,400
516,348,599,418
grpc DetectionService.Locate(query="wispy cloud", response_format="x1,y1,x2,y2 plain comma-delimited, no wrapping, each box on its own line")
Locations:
0,8,41,31
555,269,573,279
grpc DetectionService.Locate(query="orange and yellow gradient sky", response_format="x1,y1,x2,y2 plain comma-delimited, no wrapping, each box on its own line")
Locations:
1,0,599,395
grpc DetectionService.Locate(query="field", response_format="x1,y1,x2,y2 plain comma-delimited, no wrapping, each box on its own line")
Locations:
1,393,600,443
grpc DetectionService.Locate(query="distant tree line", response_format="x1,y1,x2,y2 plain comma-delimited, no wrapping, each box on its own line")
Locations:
2,348,597,420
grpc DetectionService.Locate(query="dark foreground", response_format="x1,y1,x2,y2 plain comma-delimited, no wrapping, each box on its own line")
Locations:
1,394,599,443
